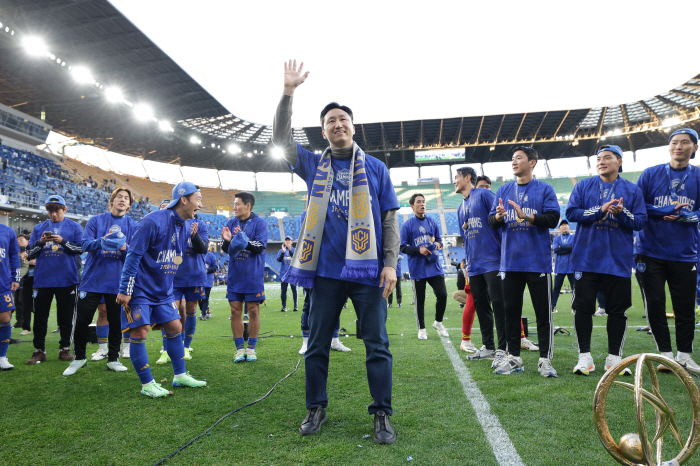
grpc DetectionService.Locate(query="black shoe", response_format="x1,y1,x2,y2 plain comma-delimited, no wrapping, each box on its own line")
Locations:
293,308,298,312
397,304,402,308
51,328,60,333
9,338,21,344
388,304,393,308
281,308,287,313
299,407,327,435
373,411,396,444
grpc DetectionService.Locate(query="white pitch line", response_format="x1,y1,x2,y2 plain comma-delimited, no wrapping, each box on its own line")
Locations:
446,325,674,331
440,336,525,466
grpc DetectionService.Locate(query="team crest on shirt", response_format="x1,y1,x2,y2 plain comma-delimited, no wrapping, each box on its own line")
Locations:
671,179,686,191
575,271,582,280
637,262,646,273
171,234,177,244
351,227,371,256
419,226,426,234
299,239,315,264
336,168,351,187
79,291,87,299
110,225,122,233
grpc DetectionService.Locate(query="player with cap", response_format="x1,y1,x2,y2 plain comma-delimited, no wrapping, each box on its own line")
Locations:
273,60,399,443
63,188,137,376
550,220,575,314
277,235,298,312
222,192,267,363
489,146,560,377
199,249,217,320
401,193,449,339
0,223,21,370
636,128,700,373
25,195,84,364
566,145,647,376
116,182,207,397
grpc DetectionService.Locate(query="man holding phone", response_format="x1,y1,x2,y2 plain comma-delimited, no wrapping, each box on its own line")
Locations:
25,195,84,364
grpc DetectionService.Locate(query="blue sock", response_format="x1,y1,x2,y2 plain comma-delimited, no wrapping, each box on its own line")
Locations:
234,337,244,351
129,338,153,385
161,328,167,350
302,330,310,338
165,332,186,375
0,321,11,358
333,320,341,339
184,313,196,348
96,324,109,346
123,331,131,346
247,337,258,350
181,330,185,347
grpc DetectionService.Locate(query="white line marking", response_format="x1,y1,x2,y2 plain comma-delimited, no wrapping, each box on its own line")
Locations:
446,325,673,331
440,336,525,466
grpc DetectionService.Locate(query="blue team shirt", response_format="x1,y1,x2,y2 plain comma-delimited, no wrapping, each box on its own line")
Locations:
118,209,188,305
0,224,21,294
29,218,83,288
205,251,217,288
552,233,574,274
289,143,399,286
401,215,443,280
458,188,501,277
80,212,137,294
277,246,295,279
566,175,647,277
490,179,559,273
636,163,700,262
225,212,267,294
173,217,209,288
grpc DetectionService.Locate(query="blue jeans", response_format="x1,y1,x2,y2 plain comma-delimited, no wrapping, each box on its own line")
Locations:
306,276,392,415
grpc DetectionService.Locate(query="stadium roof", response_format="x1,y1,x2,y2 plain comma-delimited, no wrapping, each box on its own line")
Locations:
0,0,699,174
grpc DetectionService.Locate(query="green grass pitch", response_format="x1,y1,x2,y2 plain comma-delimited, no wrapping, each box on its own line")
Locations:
1,279,697,465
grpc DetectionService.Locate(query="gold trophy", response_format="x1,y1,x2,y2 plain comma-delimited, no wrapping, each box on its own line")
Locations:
593,353,700,465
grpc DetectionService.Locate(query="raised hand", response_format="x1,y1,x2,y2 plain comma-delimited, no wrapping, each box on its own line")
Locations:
233,226,241,235
601,198,618,214
284,59,310,95
222,227,232,242
508,200,531,222
495,198,506,221
609,197,623,216
190,221,199,237
664,202,690,221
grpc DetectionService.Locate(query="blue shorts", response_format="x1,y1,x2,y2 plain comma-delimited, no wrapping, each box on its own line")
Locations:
173,286,206,302
0,291,15,313
227,290,265,304
121,301,180,331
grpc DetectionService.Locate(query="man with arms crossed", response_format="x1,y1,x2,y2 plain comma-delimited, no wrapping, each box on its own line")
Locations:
489,147,560,377
550,220,575,314
566,145,646,375
636,128,700,373
273,60,399,444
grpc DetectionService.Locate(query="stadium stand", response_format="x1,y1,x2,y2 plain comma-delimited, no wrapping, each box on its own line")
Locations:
443,211,460,235
394,184,437,208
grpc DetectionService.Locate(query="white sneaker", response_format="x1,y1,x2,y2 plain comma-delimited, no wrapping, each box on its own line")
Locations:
121,345,130,359
467,346,495,361
460,340,477,353
493,355,524,374
417,328,428,340
677,353,700,374
245,348,257,362
605,355,632,376
91,348,109,361
594,308,607,316
0,357,14,370
537,358,558,378
551,308,559,314
330,338,351,352
491,349,507,369
234,348,246,363
106,360,128,372
19,330,31,336
520,338,539,352
298,338,308,355
63,359,88,376
573,352,595,376
432,321,449,337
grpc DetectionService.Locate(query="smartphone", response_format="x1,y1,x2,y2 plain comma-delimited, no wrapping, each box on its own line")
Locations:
42,231,53,237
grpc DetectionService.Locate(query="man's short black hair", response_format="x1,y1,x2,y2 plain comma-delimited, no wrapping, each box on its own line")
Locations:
476,175,491,186
320,102,354,126
455,167,477,186
409,193,425,206
235,191,256,209
512,146,538,162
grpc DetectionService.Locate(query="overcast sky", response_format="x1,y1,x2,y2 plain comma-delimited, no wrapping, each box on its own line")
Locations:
110,0,699,128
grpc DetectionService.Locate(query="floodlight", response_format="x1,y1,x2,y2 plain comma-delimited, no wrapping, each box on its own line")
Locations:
271,148,284,159
613,129,622,136
105,87,123,103
133,104,154,121
22,36,47,56
662,117,680,127
71,66,94,84
158,121,173,132
601,136,607,141
228,144,241,153
246,152,252,157
489,146,495,151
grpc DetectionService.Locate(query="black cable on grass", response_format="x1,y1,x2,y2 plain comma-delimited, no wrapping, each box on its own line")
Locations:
152,358,302,466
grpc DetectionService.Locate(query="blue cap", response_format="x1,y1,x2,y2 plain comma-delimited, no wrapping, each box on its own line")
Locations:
597,145,624,172
45,195,66,206
669,128,698,159
284,236,292,241
167,182,200,209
